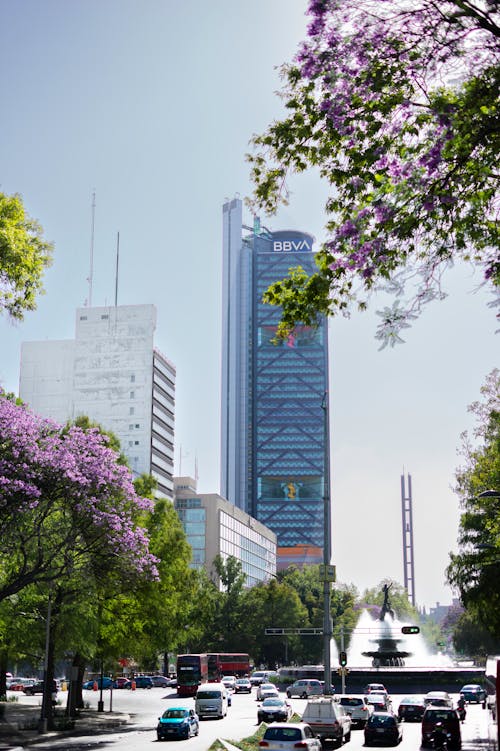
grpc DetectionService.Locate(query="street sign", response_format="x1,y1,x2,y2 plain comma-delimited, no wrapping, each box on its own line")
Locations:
319,564,336,582
265,628,323,635
265,628,284,635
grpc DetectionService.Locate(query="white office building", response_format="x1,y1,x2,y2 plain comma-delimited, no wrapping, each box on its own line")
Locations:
19,304,175,499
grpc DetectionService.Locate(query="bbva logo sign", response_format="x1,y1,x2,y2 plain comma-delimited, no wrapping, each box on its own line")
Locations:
273,240,311,252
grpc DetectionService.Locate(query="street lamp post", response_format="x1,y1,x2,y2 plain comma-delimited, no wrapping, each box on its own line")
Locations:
321,392,333,695
38,593,52,734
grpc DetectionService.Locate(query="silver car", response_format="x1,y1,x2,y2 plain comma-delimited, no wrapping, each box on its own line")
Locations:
286,679,323,699
259,723,322,751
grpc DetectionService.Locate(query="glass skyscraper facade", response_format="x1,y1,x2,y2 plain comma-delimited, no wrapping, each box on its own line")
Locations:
221,199,330,557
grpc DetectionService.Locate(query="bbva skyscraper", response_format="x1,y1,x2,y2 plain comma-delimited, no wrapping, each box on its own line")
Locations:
220,198,331,569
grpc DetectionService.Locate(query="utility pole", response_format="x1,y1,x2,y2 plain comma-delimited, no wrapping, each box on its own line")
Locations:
321,392,333,694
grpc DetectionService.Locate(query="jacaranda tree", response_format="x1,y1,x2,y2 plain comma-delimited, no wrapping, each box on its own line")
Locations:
248,0,499,345
0,392,159,603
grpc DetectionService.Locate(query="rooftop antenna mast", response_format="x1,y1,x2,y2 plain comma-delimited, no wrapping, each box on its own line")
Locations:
87,191,96,306
114,231,120,307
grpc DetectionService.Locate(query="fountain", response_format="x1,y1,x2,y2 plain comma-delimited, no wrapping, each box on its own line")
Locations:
361,584,411,667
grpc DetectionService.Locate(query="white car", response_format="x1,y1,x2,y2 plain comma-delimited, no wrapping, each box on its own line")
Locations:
259,723,322,751
257,682,280,701
336,695,373,727
222,675,237,692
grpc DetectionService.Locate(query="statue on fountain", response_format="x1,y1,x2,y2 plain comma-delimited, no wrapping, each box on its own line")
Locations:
379,583,395,621
362,582,412,667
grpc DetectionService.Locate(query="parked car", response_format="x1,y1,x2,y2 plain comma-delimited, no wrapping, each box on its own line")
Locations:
397,695,426,721
222,675,237,692
134,675,154,689
113,677,131,689
336,695,373,727
157,707,199,740
235,678,252,693
421,706,461,749
151,675,171,688
301,696,352,745
259,723,322,751
258,697,293,723
286,679,323,699
82,677,114,690
7,678,34,691
424,691,453,708
364,712,403,746
257,682,280,701
459,684,487,704
24,679,58,695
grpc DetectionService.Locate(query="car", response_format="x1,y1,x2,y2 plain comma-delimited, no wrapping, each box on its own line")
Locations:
222,675,237,692
23,679,58,695
82,676,114,690
258,722,322,751
251,670,273,686
151,675,172,688
301,697,352,745
366,694,390,713
424,691,453,708
157,707,199,740
364,683,387,694
257,682,280,701
235,678,252,693
459,684,487,704
113,677,132,689
397,695,426,721
258,697,293,723
336,695,373,727
421,706,461,749
7,677,34,691
286,679,323,699
134,675,154,689
364,711,403,746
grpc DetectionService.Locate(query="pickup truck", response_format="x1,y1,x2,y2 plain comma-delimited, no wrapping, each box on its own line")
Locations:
301,697,352,747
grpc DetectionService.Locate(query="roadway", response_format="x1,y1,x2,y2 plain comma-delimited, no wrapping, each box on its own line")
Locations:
11,687,492,751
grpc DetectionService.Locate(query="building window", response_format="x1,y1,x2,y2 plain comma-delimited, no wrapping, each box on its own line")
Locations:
130,391,135,398
135,423,140,428
131,374,135,382
129,424,134,430
101,314,109,319
134,441,139,445
79,315,87,321
129,407,134,415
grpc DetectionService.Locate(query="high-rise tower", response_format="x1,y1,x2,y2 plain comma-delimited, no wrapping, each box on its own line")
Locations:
221,198,330,565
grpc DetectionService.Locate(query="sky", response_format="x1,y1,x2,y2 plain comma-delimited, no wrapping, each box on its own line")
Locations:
0,0,497,612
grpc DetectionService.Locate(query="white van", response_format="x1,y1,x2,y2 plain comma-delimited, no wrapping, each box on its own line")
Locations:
195,682,230,719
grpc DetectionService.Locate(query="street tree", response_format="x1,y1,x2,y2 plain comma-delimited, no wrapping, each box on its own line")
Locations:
211,555,247,650
447,369,500,637
0,192,53,320
0,393,158,603
248,0,499,345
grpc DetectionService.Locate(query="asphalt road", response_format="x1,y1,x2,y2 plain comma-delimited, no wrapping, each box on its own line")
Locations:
11,687,492,751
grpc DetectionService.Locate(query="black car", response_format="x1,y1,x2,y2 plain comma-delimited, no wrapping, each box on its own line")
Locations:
23,679,57,696
258,697,293,724
398,695,425,721
364,712,403,746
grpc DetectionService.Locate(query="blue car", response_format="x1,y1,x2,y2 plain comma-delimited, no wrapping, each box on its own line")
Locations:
157,707,199,740
82,677,114,690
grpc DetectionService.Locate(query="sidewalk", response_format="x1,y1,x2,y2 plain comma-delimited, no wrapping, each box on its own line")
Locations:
0,703,130,750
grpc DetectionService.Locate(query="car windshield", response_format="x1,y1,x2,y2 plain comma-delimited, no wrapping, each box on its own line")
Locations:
163,710,187,719
402,697,422,704
263,698,283,706
197,690,221,699
340,698,363,707
261,683,275,689
264,728,302,742
426,710,455,721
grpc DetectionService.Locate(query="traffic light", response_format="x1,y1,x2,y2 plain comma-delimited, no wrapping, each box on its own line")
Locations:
401,625,420,634
339,651,347,667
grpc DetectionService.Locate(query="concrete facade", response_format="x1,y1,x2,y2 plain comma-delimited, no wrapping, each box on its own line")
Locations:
19,304,175,499
174,476,277,587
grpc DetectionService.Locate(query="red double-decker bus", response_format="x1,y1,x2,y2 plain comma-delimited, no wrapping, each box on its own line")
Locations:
208,653,250,678
176,653,209,696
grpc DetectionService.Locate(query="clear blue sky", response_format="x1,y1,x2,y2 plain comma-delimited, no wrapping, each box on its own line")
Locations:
1,0,497,611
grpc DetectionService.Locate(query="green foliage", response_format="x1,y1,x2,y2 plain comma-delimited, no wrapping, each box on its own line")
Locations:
452,610,500,661
447,369,500,637
0,191,53,319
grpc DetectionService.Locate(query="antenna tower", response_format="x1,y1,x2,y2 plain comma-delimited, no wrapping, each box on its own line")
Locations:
88,191,96,307
401,473,416,606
